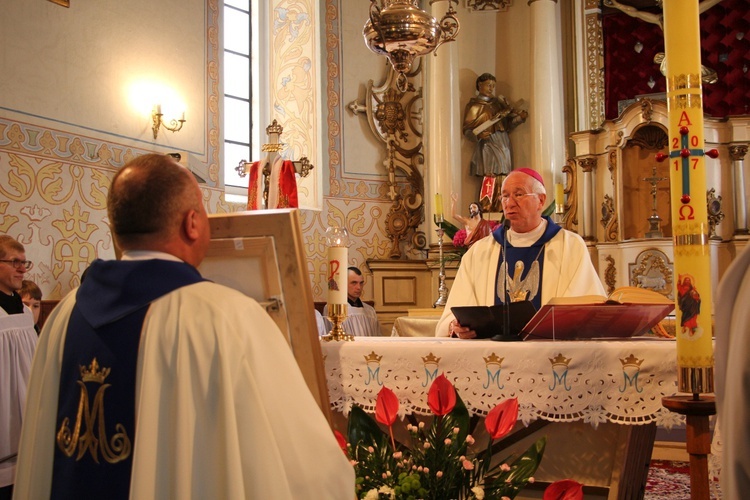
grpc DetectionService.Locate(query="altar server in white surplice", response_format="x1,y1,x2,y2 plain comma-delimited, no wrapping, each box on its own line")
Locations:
0,236,37,500
716,244,750,499
324,266,382,337
14,154,353,500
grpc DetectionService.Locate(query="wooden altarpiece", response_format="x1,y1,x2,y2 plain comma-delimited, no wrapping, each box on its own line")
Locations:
198,209,332,424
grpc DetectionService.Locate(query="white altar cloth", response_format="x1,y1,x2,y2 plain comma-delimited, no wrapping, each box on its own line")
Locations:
321,337,685,429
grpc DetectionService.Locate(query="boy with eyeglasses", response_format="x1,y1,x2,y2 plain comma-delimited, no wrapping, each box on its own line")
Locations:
0,235,37,500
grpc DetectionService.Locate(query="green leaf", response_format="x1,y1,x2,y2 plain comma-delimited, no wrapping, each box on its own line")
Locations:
542,200,556,217
436,219,461,240
348,405,387,449
485,436,547,498
444,389,471,443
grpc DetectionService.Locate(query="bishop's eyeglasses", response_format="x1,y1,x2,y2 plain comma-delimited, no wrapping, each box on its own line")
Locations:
500,192,539,203
0,259,33,270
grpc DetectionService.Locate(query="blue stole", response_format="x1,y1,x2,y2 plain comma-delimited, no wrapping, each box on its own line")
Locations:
51,259,205,500
492,216,562,310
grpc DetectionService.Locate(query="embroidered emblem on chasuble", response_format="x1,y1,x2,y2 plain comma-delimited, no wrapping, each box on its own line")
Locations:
50,259,206,500
56,358,131,463
421,352,441,388
548,353,572,391
619,354,645,393
483,353,505,390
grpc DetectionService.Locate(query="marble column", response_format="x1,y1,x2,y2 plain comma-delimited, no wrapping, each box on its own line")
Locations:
730,144,749,236
528,0,566,190
425,10,461,246
578,156,597,241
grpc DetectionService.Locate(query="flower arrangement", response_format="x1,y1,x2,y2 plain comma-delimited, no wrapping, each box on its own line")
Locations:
337,374,583,500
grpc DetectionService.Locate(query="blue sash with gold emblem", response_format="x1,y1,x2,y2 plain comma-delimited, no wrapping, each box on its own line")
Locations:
50,259,205,500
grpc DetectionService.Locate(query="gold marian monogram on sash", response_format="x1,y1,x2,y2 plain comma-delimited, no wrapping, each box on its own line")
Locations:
56,358,132,464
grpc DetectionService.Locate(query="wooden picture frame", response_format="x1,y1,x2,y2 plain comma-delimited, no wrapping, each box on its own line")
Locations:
200,209,332,423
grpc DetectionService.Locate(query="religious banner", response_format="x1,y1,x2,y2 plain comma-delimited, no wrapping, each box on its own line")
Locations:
661,0,718,395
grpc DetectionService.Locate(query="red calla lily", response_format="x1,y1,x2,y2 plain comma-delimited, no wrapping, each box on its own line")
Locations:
484,397,518,440
375,386,399,426
542,479,584,500
427,374,457,416
333,430,348,455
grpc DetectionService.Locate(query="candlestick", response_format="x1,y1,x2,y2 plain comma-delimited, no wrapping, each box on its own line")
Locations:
322,225,353,342
433,225,448,307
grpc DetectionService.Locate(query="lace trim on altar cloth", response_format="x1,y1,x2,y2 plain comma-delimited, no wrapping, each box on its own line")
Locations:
322,338,688,430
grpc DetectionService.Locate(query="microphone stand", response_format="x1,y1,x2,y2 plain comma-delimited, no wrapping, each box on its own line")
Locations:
492,219,515,341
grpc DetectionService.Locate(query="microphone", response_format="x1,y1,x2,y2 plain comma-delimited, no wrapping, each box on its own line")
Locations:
493,219,512,341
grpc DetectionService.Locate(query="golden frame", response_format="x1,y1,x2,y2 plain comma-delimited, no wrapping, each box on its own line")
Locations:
200,209,332,423
48,0,70,7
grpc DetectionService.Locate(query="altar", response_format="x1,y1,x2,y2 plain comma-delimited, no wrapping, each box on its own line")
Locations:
321,337,686,499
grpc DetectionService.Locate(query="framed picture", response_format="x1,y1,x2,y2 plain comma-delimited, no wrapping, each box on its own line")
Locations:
200,209,332,423
48,0,70,7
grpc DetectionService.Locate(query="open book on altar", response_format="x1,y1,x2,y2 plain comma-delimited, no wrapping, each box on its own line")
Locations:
521,286,675,341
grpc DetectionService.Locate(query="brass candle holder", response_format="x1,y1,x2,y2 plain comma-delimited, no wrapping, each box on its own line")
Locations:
433,221,448,308
321,303,353,342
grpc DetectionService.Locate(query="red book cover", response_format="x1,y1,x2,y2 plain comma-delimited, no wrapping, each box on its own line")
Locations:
521,287,674,341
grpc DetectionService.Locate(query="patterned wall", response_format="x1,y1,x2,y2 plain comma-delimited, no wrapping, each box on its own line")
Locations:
0,119,233,300
0,0,411,305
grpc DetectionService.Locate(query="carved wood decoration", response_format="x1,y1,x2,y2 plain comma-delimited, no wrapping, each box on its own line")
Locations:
603,149,619,242
561,159,578,231
601,194,618,242
467,0,512,11
348,65,426,258
604,254,617,295
628,248,674,300
706,188,724,240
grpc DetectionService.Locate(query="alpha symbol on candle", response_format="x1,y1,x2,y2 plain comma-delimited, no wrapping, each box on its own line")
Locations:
328,260,340,291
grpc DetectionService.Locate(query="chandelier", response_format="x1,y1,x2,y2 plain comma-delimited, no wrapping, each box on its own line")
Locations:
363,0,460,91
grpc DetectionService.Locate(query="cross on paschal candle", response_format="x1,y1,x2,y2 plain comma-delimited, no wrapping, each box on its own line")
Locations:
654,122,718,205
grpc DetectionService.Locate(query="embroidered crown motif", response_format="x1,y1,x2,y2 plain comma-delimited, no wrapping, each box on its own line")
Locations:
80,358,110,384
549,353,571,367
364,351,383,363
422,352,441,364
620,354,644,368
483,353,504,366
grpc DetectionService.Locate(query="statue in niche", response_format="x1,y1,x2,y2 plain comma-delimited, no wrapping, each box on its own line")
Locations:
462,73,528,212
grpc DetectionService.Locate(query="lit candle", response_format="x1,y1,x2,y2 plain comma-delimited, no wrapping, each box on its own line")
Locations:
325,226,349,306
435,193,444,223
554,183,565,213
327,246,347,305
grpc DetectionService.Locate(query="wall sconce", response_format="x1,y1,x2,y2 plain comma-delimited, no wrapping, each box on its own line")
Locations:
152,105,186,139
363,0,460,91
